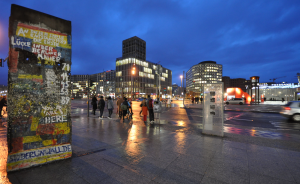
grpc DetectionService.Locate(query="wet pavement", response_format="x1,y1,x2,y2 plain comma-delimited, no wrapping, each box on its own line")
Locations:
1,100,300,183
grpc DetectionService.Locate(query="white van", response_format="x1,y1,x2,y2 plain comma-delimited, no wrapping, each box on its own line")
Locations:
225,98,244,105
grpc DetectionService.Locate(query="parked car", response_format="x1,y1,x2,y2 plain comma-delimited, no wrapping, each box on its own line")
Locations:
280,101,300,122
225,98,244,105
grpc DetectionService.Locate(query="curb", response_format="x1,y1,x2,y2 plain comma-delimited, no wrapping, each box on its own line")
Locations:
182,107,280,114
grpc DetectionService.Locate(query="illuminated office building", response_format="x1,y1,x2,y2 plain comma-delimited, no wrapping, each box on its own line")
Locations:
115,36,172,98
186,61,222,97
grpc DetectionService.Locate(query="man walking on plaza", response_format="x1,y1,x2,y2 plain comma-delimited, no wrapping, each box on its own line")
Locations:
98,96,105,119
117,97,124,118
146,95,154,123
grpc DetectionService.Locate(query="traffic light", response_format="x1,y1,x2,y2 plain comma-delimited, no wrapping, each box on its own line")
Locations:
164,88,166,91
0,59,2,67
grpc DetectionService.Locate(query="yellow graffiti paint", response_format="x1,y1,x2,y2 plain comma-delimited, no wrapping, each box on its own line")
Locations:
30,117,40,131
18,74,43,80
54,122,70,134
7,152,72,170
11,95,32,115
23,135,42,143
16,25,71,49
42,140,56,146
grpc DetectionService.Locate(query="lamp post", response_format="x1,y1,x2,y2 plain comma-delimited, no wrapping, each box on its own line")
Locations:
180,72,185,106
180,75,183,98
131,63,136,100
71,82,73,98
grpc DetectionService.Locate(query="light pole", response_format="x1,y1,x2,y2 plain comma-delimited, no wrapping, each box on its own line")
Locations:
180,72,185,106
180,75,183,98
71,82,73,98
131,63,136,100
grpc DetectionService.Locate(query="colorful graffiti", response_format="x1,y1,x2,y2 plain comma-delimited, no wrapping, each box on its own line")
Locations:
7,5,72,171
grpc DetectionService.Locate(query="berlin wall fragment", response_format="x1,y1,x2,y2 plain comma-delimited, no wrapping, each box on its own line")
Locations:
7,4,72,171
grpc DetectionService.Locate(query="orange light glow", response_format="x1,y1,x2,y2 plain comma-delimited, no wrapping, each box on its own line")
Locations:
132,71,135,74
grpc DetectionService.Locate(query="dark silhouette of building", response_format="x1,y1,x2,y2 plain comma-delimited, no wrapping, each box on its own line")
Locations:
122,36,146,61
222,76,247,92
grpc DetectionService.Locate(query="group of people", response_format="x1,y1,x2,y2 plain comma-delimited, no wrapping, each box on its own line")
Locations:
191,97,202,104
90,94,158,123
91,95,115,119
91,95,133,120
139,95,155,123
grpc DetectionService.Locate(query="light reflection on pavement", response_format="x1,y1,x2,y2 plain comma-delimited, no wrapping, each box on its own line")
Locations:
0,115,11,184
1,99,299,183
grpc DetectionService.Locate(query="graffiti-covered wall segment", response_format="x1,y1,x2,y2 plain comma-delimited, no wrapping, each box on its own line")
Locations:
7,4,72,171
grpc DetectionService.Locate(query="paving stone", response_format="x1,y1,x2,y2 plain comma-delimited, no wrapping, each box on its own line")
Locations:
200,176,230,184
249,172,297,184
154,164,204,184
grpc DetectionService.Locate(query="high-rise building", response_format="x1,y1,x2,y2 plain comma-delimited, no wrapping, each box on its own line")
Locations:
122,36,146,61
186,61,222,97
116,36,172,99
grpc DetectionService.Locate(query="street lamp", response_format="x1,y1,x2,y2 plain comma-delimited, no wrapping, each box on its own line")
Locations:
180,75,183,97
131,64,136,100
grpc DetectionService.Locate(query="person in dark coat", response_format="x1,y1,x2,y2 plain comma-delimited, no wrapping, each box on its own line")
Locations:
107,96,114,119
92,95,97,115
0,96,7,118
146,95,154,123
122,98,129,121
98,96,105,119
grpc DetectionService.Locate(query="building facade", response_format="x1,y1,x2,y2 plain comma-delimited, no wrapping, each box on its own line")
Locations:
90,70,116,98
122,36,146,61
222,76,247,92
249,83,300,101
116,36,172,99
186,61,222,97
70,70,116,98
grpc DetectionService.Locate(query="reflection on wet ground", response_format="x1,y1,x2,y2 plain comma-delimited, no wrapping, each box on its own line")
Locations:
0,118,11,184
1,100,300,183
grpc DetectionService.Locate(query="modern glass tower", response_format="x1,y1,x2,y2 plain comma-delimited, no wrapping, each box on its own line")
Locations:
186,61,222,97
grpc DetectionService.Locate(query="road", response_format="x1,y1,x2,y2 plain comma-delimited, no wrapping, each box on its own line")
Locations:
72,99,300,132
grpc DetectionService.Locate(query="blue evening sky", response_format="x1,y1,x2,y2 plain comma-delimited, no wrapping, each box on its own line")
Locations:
0,0,299,86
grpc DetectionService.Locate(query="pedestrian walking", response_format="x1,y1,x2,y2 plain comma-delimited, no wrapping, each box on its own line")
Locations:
91,95,97,115
142,101,148,123
117,97,124,118
140,98,145,116
121,98,129,121
146,95,154,123
0,96,7,118
107,96,114,119
98,96,105,119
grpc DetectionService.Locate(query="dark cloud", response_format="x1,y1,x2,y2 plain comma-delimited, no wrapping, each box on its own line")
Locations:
0,0,299,86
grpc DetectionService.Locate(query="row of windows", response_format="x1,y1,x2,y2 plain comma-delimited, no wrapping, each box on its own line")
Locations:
144,67,152,74
139,71,154,79
116,58,149,67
